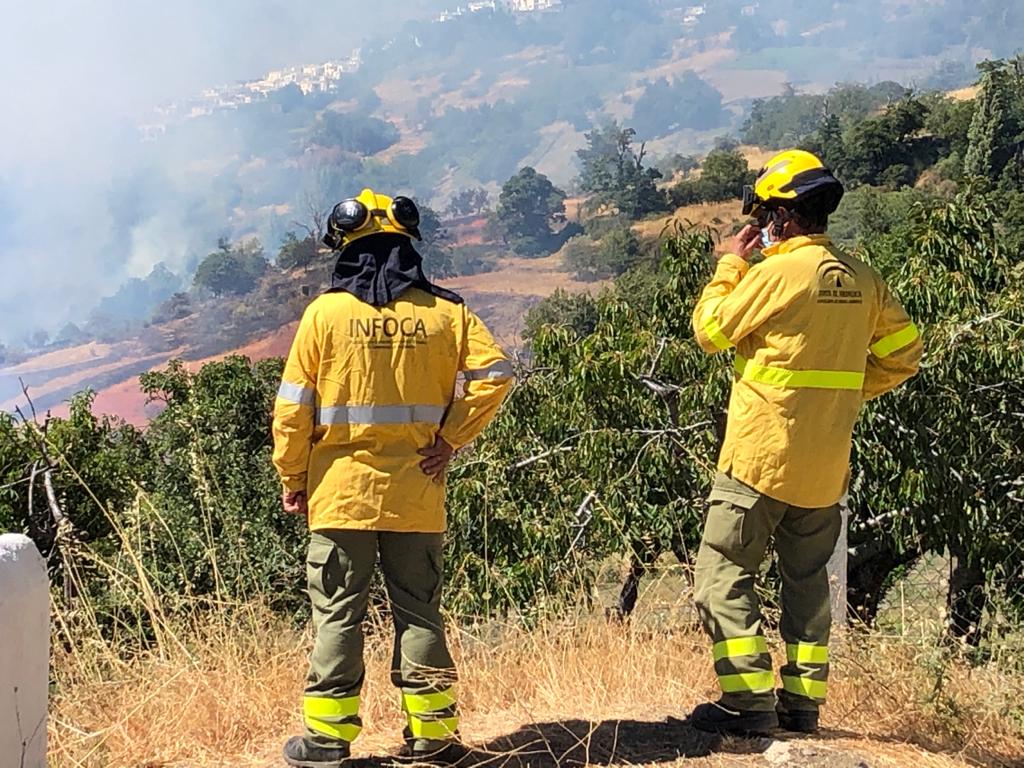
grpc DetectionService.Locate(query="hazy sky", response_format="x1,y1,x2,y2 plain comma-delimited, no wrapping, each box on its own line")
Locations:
0,0,441,343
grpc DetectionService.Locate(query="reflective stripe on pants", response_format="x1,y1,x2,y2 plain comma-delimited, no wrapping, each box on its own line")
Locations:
403,686,459,741
694,473,841,711
304,695,362,743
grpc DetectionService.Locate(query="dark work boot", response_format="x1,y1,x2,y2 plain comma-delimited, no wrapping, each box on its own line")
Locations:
776,699,819,733
283,735,351,767
397,734,469,765
688,700,779,736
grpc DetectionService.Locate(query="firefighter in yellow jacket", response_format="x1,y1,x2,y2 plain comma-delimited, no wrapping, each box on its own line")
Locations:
274,189,514,767
687,151,922,736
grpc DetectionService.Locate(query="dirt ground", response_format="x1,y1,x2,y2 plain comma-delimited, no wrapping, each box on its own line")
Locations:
247,714,985,767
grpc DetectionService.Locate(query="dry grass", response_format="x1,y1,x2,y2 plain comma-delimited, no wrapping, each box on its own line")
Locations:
50,601,1024,768
633,202,746,245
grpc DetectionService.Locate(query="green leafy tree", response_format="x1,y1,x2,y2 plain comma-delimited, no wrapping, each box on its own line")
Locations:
276,231,320,270
845,183,1023,636
492,167,568,256
564,228,643,282
742,82,910,149
576,123,667,219
418,205,456,279
964,61,1014,181
808,113,845,170
669,146,755,206
54,323,90,348
138,356,306,612
523,289,599,342
837,99,932,187
444,226,727,620
447,188,491,218
193,239,269,297
311,111,400,156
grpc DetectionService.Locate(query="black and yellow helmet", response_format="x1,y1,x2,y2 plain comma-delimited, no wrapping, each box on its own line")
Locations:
742,149,844,220
323,188,422,251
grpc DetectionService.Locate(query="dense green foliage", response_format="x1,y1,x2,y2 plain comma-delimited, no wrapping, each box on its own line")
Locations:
669,145,756,207
447,188,491,218
192,239,270,297
491,167,569,256
6,53,1024,655
276,232,321,270
311,111,400,156
742,82,910,149
576,123,668,219
3,196,1023,642
564,227,643,282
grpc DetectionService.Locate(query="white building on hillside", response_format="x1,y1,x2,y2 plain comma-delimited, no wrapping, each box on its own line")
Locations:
505,0,561,12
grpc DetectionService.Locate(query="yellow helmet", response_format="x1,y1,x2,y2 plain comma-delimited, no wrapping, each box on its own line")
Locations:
742,149,844,220
322,188,422,251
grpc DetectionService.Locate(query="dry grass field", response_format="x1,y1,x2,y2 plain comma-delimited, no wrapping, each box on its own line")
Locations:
49,602,1024,768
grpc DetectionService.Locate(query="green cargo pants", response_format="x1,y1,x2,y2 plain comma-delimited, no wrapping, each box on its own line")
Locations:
302,530,458,746
693,473,842,713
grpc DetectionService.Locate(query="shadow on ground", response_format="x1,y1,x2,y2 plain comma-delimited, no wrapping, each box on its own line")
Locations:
466,717,720,766
326,717,724,767
296,720,1019,768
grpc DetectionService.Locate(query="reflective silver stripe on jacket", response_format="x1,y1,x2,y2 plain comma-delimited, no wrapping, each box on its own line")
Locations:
463,360,515,381
317,404,447,426
277,381,316,406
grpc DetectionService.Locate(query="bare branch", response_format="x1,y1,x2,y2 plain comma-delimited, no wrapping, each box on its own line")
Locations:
646,337,667,378
568,491,597,553
512,446,573,470
17,378,38,424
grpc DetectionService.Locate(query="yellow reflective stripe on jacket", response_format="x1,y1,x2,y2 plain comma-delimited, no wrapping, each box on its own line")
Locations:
713,636,768,662
718,671,775,693
703,314,735,351
699,299,734,351
870,322,920,359
304,695,361,742
407,715,460,740
277,381,316,406
463,360,515,381
786,643,829,665
782,675,828,699
317,404,447,426
734,355,865,390
403,687,457,714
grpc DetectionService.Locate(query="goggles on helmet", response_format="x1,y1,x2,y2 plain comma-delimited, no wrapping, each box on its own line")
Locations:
323,192,422,250
741,185,757,217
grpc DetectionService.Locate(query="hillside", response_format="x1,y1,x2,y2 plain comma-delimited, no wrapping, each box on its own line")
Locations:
0,252,598,423
7,0,1015,363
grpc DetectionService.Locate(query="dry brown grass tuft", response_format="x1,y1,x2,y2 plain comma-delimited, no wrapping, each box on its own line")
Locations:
50,604,1024,767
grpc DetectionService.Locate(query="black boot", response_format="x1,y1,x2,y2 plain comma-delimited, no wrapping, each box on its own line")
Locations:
688,701,779,736
396,734,469,765
283,735,351,767
776,700,819,733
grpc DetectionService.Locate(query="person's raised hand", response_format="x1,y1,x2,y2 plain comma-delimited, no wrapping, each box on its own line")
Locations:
727,224,764,262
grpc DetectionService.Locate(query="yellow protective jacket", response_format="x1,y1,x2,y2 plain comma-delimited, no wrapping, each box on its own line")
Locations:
272,288,514,532
693,235,922,508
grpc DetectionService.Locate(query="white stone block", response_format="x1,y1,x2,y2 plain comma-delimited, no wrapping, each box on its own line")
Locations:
0,534,49,768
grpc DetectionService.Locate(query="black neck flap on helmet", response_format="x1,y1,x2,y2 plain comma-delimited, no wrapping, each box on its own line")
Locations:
326,233,463,307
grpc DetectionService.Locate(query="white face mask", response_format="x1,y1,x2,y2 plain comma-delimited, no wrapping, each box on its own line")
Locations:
761,226,776,248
